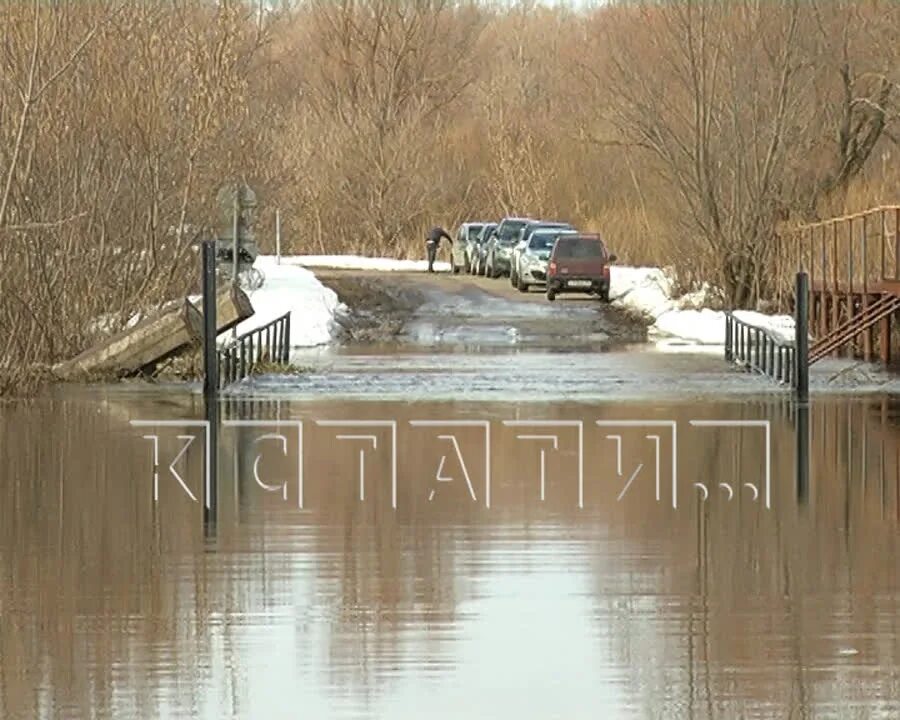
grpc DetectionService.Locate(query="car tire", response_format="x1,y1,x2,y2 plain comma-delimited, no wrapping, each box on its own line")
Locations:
510,266,518,287
452,264,460,275
517,280,528,293
463,256,470,273
546,289,556,302
600,290,610,302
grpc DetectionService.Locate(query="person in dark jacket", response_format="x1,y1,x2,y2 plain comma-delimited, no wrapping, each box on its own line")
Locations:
425,226,452,272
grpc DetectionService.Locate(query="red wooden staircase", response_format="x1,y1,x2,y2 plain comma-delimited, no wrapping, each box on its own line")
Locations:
793,205,900,367
809,293,900,364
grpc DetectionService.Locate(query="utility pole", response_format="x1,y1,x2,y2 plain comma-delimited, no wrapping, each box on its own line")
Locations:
201,239,218,398
232,186,239,286
276,208,281,265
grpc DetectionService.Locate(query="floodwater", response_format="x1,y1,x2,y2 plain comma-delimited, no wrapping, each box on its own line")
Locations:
1,388,899,719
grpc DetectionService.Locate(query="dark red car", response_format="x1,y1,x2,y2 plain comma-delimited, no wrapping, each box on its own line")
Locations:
546,233,616,302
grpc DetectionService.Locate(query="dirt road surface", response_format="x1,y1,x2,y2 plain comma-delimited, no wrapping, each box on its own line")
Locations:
317,268,647,349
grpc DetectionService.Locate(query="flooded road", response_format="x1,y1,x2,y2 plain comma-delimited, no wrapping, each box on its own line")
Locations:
1,390,899,719
276,270,900,401
2,271,899,718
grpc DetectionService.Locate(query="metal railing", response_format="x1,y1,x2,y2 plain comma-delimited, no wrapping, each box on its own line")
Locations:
217,312,291,388
793,205,900,292
725,312,795,385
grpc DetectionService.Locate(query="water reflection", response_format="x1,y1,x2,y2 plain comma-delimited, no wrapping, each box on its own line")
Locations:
0,391,898,718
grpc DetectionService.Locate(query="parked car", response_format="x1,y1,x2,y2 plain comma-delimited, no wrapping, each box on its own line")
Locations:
510,221,576,287
545,233,617,302
451,221,488,274
485,217,534,278
513,227,578,292
469,223,497,276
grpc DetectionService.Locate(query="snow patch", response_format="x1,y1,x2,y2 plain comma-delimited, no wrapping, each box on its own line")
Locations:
609,266,794,348
232,256,341,347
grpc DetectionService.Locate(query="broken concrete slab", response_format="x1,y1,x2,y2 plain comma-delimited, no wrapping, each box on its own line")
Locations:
53,287,253,380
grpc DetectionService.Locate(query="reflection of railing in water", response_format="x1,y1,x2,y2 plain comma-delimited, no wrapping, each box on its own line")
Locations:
217,312,291,389
221,397,289,421
725,313,795,385
806,399,900,522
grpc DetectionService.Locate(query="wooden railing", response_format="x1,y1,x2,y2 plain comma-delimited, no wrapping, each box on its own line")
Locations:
217,312,291,388
725,313,795,386
794,205,900,293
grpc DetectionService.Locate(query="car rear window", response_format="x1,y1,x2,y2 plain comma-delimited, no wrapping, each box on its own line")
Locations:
529,234,560,250
555,237,606,259
498,221,527,241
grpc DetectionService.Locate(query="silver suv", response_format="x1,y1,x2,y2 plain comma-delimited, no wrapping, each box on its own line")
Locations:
484,217,535,278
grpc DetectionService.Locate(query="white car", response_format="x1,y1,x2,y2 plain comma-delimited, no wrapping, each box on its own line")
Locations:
513,228,578,292
509,222,575,288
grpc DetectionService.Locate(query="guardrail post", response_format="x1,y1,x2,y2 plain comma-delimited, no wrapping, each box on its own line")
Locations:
283,314,291,363
754,328,761,371
795,271,809,402
725,314,733,361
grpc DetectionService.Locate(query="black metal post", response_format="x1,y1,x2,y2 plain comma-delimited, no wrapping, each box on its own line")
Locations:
753,328,760,371
202,240,218,397
795,271,809,402
201,239,219,534
768,334,775,378
283,314,291,363
725,314,733,361
204,395,219,536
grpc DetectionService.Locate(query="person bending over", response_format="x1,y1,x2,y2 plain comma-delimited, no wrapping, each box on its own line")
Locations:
425,226,452,273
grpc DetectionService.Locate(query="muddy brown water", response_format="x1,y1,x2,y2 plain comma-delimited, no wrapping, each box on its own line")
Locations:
1,387,899,719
